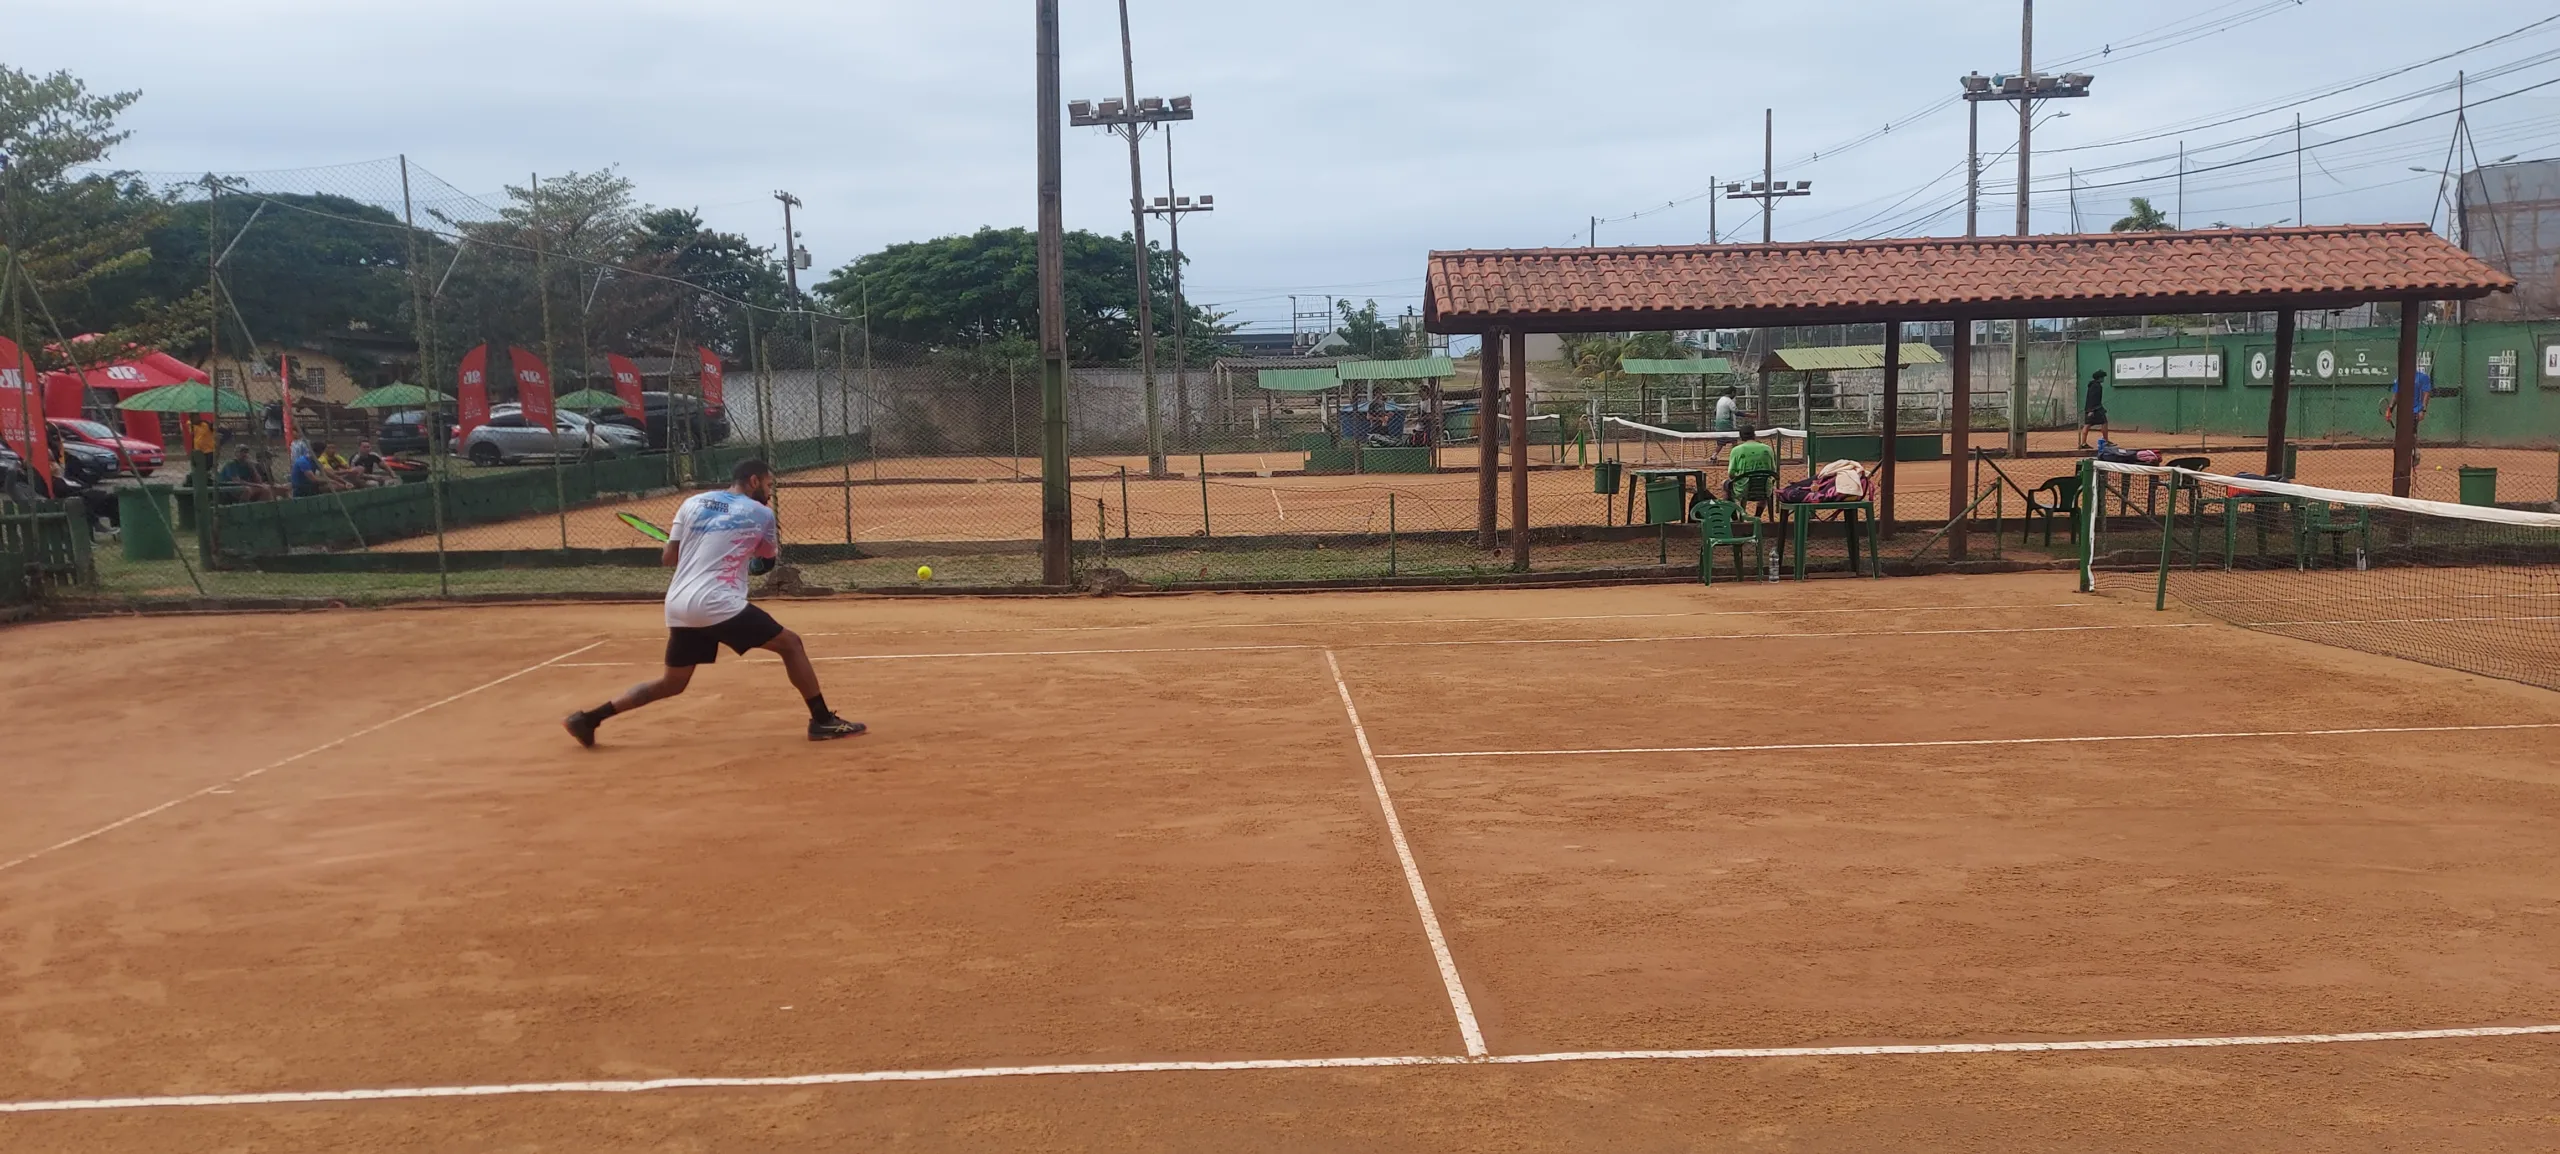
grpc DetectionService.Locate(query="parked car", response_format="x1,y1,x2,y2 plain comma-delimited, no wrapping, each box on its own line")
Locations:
377,409,456,456
452,403,647,466
2,439,120,502
47,417,165,476
589,391,730,451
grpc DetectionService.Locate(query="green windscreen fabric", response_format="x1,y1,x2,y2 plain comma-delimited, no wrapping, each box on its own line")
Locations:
1620,358,1734,375
1257,368,1342,393
1336,357,1456,380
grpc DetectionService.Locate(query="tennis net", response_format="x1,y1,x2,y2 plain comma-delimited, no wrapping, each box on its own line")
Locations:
1601,418,1808,470
2084,460,2560,692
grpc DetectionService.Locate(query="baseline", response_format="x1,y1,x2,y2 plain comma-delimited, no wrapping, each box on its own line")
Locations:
8,1024,2555,1115
1375,722,2560,761
799,602,2095,639
0,639,607,876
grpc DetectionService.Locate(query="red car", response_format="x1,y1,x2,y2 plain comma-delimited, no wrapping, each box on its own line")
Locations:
48,417,166,477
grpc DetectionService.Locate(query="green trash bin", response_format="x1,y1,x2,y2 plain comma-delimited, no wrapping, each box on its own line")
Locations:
119,484,177,561
2459,466,2498,507
1593,459,1622,495
1642,474,1688,524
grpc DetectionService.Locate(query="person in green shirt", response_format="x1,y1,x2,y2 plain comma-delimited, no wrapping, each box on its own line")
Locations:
1724,424,1776,500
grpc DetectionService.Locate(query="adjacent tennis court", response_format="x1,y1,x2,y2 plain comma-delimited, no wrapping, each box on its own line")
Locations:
6,575,2560,1149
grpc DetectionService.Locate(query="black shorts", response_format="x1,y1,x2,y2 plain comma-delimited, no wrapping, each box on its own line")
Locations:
666,604,786,667
2083,407,2110,427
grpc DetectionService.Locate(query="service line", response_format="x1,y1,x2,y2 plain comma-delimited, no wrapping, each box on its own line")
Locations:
1378,722,2560,761
797,601,2091,639
551,623,2202,669
0,640,607,876
7,1024,2554,1114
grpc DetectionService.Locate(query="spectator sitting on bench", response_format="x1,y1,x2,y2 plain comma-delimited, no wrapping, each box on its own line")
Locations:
289,441,344,498
347,439,394,487
215,445,279,502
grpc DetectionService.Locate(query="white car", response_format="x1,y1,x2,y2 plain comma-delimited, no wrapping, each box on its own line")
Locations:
453,403,647,466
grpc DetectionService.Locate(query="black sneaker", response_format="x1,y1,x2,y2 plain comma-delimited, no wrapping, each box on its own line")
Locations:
564,711,600,749
809,715,868,742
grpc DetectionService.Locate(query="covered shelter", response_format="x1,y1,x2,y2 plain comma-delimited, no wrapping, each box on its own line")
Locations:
1758,343,1944,433
42,349,212,448
1617,357,1737,431
1424,225,2515,566
1337,356,1456,445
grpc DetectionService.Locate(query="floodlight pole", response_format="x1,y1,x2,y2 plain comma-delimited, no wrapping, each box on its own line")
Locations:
1961,1,2092,458
1146,127,1213,467
1115,0,1167,477
1037,0,1071,584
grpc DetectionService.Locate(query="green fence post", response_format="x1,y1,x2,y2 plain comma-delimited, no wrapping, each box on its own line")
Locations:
1199,468,1211,539
1388,491,1397,577
1119,465,1131,540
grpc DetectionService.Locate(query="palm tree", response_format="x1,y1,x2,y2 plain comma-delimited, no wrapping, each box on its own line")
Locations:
2111,198,2174,232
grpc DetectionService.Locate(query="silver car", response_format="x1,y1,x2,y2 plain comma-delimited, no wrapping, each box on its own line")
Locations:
454,403,647,466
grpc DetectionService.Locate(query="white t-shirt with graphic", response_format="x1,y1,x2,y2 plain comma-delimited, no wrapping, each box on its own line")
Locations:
663,489,779,628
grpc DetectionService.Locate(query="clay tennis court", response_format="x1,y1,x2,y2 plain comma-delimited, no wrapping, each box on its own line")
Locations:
7,576,2560,1149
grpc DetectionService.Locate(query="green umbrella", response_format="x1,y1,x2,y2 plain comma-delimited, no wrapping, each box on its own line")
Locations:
349,382,454,409
553,388,631,410
118,383,255,415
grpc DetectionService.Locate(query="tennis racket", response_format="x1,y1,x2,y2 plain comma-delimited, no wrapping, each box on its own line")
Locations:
618,511,671,542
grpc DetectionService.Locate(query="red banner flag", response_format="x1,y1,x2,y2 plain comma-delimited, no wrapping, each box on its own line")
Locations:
696,347,725,409
511,348,554,429
0,336,49,497
457,344,491,446
607,353,646,420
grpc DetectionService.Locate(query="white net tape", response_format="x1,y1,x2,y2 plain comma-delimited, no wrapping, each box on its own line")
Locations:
2091,461,2560,530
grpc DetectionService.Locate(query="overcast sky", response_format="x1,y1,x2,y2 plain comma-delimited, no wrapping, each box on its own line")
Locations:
15,0,2560,337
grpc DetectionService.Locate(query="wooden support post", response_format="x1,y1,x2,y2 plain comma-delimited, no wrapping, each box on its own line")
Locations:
2391,300,2422,498
1478,332,1502,549
1880,322,1901,534
2265,307,2296,478
1509,330,1531,572
1949,325,1972,562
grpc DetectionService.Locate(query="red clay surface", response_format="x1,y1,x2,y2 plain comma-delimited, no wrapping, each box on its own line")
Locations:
6,577,2560,1150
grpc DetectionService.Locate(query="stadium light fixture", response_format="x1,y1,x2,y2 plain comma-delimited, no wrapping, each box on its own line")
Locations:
1071,94,1195,130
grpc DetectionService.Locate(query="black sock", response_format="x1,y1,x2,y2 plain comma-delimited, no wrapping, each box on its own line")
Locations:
806,695,830,722
586,702,619,724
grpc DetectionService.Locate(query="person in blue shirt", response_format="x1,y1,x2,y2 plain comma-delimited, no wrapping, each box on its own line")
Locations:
2379,370,2433,429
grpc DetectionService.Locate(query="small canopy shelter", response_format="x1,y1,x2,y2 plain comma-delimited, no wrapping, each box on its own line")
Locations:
1336,357,1457,443
1756,343,1946,431
1425,225,2516,565
42,348,213,448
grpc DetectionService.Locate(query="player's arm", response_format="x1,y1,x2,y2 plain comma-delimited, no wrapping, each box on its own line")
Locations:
660,540,681,567
662,504,688,567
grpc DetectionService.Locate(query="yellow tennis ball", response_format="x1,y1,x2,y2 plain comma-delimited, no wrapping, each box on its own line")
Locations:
916,564,934,581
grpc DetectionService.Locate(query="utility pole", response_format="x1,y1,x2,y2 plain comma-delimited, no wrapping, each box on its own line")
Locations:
1069,11,1194,478
1708,175,1717,244
1960,3,2091,458
774,191,806,297
1036,0,1071,585
2295,113,2305,225
1723,111,1812,244
1147,127,1213,460
1966,95,1980,237
1590,215,1599,247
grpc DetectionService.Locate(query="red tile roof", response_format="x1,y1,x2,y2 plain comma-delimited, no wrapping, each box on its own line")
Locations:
1424,225,2515,333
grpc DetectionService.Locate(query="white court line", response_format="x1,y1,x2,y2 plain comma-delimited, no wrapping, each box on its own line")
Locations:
0,640,607,877
1324,648,1487,1057
1376,722,2560,761
801,603,2093,639
7,1023,2554,1114
553,623,2202,668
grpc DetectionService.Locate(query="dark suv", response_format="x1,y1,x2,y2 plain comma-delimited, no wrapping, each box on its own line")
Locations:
377,409,457,455
592,391,730,451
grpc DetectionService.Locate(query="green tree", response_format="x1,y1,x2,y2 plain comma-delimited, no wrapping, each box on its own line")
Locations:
815,226,1223,364
2111,197,2174,233
0,66,201,365
103,193,411,355
1332,299,1411,361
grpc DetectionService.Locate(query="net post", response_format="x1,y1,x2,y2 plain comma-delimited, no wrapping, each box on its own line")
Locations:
2153,465,2178,612
2076,457,2097,593
1387,491,1397,577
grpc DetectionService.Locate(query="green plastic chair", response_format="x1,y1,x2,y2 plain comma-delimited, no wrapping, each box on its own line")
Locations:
1691,497,1765,585
1726,469,1780,520
2024,475,2084,545
2295,501,2371,570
